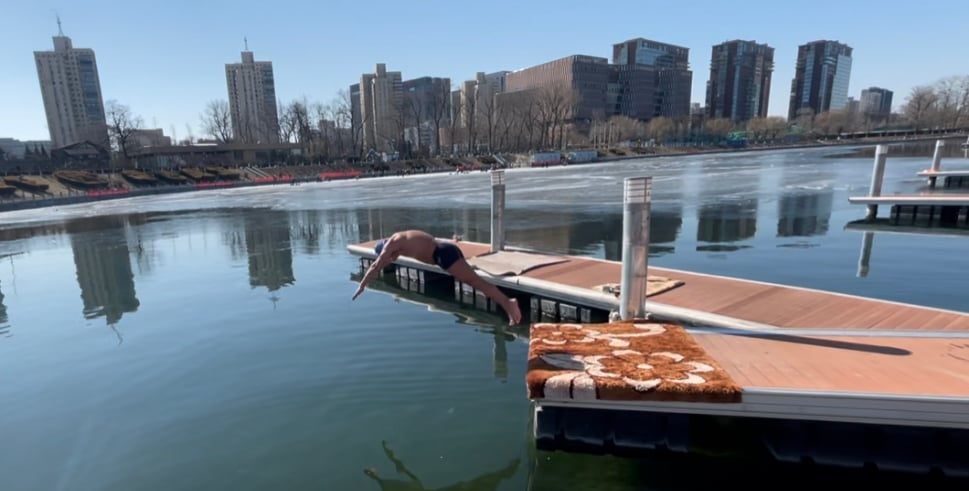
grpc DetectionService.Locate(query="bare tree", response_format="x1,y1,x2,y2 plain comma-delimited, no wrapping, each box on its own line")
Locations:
479,88,502,153
200,99,233,142
463,85,478,153
426,80,450,156
332,89,362,158
311,102,332,161
404,91,424,157
105,100,144,161
703,118,734,142
903,86,938,130
646,116,675,143
278,101,297,143
764,116,788,140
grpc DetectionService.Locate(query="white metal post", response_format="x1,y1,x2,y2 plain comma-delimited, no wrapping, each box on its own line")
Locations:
619,177,651,321
491,170,505,252
866,145,889,220
929,139,945,187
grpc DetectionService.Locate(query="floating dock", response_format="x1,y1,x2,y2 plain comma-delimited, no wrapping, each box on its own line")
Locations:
348,239,969,476
348,171,969,477
849,142,969,224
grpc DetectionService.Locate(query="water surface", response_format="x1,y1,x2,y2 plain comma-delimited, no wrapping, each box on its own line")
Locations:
1,146,967,490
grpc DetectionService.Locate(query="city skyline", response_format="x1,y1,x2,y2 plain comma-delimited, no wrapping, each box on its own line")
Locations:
2,0,967,142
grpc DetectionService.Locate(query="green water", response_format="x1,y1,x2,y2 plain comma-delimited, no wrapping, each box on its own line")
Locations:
1,147,968,490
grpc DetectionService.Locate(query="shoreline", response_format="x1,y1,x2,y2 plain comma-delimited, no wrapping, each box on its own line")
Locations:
1,133,964,215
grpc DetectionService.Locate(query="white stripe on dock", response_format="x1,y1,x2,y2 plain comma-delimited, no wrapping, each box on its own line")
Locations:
536,388,969,429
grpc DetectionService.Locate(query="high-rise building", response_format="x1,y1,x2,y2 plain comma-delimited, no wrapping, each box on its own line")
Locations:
860,87,893,118
225,46,279,144
357,63,403,152
33,22,109,149
401,76,451,154
705,40,774,122
505,55,611,121
788,40,853,120
612,38,692,119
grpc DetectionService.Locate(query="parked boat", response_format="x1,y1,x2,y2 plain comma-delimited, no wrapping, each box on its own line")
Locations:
3,176,49,193
53,170,109,189
180,167,216,181
154,169,190,184
121,169,158,186
205,166,242,180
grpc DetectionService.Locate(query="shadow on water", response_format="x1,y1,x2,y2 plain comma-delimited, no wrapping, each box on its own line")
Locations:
349,270,527,383
363,441,519,491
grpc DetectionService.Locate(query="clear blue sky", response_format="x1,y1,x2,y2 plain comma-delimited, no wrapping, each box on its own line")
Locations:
3,0,967,142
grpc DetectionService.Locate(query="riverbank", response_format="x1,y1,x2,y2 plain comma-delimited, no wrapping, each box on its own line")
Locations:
1,133,965,214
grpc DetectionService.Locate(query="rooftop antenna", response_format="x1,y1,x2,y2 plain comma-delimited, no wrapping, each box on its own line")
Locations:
56,13,64,35
244,36,249,51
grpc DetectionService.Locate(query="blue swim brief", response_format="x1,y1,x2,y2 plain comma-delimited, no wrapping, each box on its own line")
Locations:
433,242,464,270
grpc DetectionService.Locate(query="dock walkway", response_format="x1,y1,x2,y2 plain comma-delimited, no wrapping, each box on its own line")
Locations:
348,239,969,475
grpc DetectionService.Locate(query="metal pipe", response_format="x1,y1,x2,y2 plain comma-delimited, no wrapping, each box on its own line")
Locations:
929,139,945,187
619,177,651,321
866,145,888,220
491,170,505,252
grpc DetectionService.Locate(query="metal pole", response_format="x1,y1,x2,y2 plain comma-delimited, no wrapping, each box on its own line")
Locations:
619,176,651,321
491,170,505,252
928,139,944,187
866,145,888,220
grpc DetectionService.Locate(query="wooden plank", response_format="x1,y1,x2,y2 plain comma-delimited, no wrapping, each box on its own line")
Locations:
692,332,969,397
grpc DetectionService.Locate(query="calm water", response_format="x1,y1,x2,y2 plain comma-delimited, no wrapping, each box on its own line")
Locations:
1,146,968,490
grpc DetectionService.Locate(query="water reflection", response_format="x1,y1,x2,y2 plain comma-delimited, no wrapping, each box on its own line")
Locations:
777,189,833,237
364,440,519,491
348,269,525,382
66,216,140,325
696,201,757,251
844,222,969,277
0,281,8,337
243,210,295,292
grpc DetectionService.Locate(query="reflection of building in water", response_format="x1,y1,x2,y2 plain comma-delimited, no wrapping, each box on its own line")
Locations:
244,211,295,291
777,190,833,237
68,217,140,325
291,210,323,255
602,208,684,260
0,281,7,325
356,208,491,244
697,201,758,244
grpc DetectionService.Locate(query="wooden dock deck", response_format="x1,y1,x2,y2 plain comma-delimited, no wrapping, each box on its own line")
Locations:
348,239,969,475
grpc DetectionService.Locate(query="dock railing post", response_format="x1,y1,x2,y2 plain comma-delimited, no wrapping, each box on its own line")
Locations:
929,139,944,187
619,176,651,321
490,170,505,252
866,145,889,220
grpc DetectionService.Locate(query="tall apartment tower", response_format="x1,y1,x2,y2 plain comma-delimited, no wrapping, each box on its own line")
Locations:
612,38,693,119
33,22,109,149
358,63,403,152
860,87,893,118
788,40,853,120
225,46,279,144
705,40,774,122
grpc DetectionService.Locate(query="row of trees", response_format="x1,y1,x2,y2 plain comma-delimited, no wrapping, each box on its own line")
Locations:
99,74,969,164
